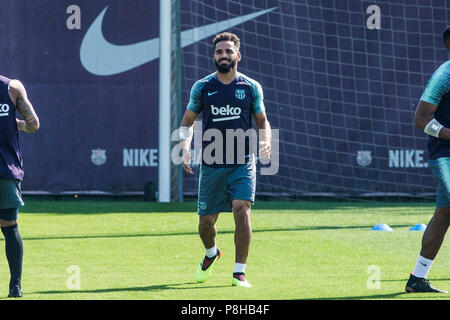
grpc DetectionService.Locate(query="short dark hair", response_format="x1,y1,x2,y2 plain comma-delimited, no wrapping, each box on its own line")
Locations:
213,32,240,50
443,25,450,44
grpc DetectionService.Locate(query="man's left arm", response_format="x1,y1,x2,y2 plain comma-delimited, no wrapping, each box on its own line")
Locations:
9,80,40,133
253,111,271,160
414,65,450,139
251,80,271,159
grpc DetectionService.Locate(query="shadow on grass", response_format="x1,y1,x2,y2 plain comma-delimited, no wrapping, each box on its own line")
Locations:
14,224,413,242
300,291,449,300
31,281,230,296
298,278,450,300
19,198,435,215
298,291,409,300
20,199,198,214
30,286,450,300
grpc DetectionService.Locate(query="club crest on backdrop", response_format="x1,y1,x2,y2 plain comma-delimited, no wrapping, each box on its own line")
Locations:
91,149,107,166
356,151,372,167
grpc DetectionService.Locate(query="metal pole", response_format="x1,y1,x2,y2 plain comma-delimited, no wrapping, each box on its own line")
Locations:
158,0,171,202
175,0,183,202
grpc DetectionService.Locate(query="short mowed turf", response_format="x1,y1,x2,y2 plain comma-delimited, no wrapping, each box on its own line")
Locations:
0,199,448,300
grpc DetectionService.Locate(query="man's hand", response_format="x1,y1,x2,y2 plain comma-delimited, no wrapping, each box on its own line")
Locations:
253,111,272,160
179,109,199,174
16,119,26,132
182,147,194,175
259,141,271,160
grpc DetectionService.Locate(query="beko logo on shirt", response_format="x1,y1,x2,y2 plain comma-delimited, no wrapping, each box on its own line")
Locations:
211,105,241,122
0,104,10,117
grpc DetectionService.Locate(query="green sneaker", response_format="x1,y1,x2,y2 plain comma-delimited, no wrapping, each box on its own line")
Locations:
232,273,252,287
196,249,221,283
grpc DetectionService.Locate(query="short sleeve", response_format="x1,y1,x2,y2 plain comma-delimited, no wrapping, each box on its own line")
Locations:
187,80,204,114
251,81,265,114
420,62,450,107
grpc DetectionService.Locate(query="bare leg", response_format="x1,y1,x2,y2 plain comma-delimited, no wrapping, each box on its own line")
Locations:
232,200,252,264
406,207,449,293
198,214,219,250
419,207,450,260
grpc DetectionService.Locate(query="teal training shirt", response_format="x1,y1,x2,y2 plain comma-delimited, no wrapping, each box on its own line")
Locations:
187,72,265,167
420,60,450,160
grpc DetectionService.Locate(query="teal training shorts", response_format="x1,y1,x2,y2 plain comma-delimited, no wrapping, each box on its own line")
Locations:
0,179,24,210
197,159,256,215
429,158,450,208
0,208,19,221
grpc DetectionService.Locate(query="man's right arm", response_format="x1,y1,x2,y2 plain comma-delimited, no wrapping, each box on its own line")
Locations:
180,81,203,174
180,109,200,174
414,65,450,139
8,80,40,133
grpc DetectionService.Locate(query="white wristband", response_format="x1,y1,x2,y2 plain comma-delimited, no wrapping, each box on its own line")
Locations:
424,119,444,138
179,126,193,140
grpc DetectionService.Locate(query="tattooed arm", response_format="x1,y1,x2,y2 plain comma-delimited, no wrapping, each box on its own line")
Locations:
8,80,40,133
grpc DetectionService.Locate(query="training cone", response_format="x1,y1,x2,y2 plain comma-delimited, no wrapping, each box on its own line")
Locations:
371,223,393,231
409,224,427,231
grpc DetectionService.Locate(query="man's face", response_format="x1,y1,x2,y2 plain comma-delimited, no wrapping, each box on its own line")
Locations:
214,40,241,73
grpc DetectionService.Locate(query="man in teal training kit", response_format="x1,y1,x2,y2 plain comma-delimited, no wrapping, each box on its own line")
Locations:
0,75,40,297
179,32,272,287
408,26,450,293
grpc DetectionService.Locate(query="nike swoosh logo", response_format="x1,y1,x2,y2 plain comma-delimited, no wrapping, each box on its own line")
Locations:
80,6,277,76
208,91,218,96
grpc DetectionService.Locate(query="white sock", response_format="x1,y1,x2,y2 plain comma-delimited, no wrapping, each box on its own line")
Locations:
412,255,434,278
205,245,217,258
234,263,246,274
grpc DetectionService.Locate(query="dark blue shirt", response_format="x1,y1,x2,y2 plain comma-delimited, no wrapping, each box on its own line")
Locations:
420,61,450,160
187,72,265,167
0,75,23,180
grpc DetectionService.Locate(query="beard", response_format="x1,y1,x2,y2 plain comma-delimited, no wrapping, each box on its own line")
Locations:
215,58,236,73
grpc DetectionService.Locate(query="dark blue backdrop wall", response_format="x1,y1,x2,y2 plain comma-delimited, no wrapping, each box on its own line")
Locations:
0,0,447,197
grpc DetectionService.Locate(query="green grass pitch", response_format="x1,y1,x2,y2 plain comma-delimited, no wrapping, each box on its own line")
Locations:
0,199,448,300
